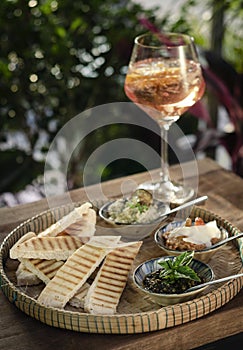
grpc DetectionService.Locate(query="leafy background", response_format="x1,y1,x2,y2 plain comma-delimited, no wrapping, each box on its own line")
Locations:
0,0,242,206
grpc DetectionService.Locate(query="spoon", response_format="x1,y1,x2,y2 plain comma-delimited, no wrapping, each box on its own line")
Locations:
157,195,208,222
186,272,243,293
99,195,208,225
204,232,243,250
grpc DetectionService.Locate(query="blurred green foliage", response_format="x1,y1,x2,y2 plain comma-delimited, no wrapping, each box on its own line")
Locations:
0,0,159,192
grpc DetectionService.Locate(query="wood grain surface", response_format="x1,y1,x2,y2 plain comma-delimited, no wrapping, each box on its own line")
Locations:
0,158,242,350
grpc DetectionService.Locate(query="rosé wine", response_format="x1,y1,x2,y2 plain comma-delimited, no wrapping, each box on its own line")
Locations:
125,58,205,122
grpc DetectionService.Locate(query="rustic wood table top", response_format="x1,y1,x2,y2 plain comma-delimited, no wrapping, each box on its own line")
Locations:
0,157,242,350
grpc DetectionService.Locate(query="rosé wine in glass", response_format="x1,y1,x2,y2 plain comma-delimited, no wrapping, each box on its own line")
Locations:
124,33,205,203
125,58,205,122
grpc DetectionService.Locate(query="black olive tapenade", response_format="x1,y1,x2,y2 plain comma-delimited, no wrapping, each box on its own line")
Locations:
143,269,204,294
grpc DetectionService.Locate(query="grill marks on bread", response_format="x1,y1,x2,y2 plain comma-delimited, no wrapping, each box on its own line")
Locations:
19,258,90,307
63,210,96,239
32,259,63,279
84,242,142,315
10,236,83,260
10,202,143,314
37,236,121,308
20,258,64,284
12,202,96,286
38,203,96,238
37,245,106,306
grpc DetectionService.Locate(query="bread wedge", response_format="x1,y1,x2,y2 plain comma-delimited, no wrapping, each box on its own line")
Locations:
62,208,96,240
38,202,96,238
10,236,83,260
37,236,121,309
9,232,36,260
69,283,90,309
20,258,90,308
11,232,36,253
20,258,65,284
84,241,142,315
16,262,41,286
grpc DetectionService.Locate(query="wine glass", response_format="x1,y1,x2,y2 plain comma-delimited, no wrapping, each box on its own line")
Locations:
124,32,205,204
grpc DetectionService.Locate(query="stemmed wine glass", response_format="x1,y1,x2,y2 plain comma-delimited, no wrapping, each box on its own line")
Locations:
124,32,205,204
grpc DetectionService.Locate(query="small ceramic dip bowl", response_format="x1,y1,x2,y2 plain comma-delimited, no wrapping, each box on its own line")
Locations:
154,220,229,263
98,192,169,241
133,255,214,306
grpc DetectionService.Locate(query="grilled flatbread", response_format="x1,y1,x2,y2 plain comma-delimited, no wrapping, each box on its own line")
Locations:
20,258,65,284
16,262,41,286
37,236,121,309
10,232,37,263
69,283,90,308
38,202,96,238
19,258,90,307
84,241,142,315
11,232,36,251
10,236,83,260
61,209,96,240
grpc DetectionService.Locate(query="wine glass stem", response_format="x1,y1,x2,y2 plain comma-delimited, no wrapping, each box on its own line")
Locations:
160,124,170,184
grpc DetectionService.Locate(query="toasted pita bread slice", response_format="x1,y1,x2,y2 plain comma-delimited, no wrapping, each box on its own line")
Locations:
69,283,90,309
16,262,41,286
10,236,83,260
37,236,121,309
20,258,65,284
10,232,37,257
61,208,96,240
38,202,96,238
84,241,142,315
20,258,90,308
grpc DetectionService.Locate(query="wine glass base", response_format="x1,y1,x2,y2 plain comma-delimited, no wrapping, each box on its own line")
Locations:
137,181,194,204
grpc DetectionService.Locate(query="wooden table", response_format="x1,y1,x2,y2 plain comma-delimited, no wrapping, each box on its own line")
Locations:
0,158,242,350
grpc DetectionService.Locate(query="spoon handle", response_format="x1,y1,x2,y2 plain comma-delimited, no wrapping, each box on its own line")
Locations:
165,195,208,216
187,272,243,292
211,232,243,249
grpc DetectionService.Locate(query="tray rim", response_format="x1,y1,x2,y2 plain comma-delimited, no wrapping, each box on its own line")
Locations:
0,202,243,334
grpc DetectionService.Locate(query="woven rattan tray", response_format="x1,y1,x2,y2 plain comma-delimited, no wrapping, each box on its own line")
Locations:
0,203,242,334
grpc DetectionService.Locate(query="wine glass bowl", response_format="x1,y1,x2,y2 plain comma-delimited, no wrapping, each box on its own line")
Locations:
124,32,205,203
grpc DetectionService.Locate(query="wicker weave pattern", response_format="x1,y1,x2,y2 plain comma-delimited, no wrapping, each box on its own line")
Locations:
0,204,242,334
